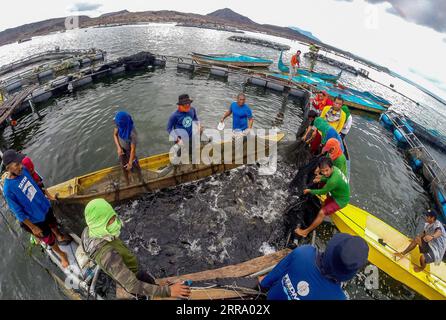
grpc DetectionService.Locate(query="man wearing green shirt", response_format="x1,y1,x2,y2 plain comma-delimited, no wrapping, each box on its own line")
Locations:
295,157,350,238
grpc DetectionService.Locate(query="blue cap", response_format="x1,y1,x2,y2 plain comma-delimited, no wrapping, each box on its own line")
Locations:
321,233,369,282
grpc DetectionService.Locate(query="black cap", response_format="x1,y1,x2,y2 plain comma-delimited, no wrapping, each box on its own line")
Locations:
1,149,23,167
424,209,438,219
177,94,193,105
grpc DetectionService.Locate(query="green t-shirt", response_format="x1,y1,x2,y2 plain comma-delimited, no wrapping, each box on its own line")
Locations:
341,105,351,119
333,154,348,177
310,166,350,208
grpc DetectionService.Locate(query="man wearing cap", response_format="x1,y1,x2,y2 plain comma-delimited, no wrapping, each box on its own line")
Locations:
1,149,70,268
312,91,333,114
220,93,253,133
259,233,369,300
320,96,347,134
167,94,201,153
394,210,446,272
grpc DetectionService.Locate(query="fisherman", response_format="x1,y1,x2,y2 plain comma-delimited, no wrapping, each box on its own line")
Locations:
320,96,347,134
81,198,191,299
311,91,333,114
312,117,345,154
340,105,352,139
167,94,201,156
321,138,348,177
1,149,71,268
308,44,320,72
289,50,301,80
220,93,253,134
295,157,350,238
113,111,141,185
302,110,322,154
259,233,368,300
394,210,446,272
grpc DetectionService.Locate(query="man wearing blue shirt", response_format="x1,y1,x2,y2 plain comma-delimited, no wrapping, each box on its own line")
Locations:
2,149,70,268
259,233,369,300
220,93,254,132
167,94,200,143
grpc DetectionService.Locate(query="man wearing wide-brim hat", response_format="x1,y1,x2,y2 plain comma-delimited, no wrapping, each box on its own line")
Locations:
166,94,201,152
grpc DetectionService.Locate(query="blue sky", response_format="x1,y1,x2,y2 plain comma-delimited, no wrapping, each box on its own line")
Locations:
1,0,445,100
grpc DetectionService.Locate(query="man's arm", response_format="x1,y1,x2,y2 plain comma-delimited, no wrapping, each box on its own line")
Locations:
126,143,136,171
260,250,294,290
220,109,232,123
113,128,123,156
99,249,172,298
248,118,254,129
166,114,179,142
309,175,335,196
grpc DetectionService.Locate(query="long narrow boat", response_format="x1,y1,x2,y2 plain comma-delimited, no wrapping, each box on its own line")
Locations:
47,133,285,205
37,231,290,300
332,203,446,300
278,51,342,82
191,52,273,68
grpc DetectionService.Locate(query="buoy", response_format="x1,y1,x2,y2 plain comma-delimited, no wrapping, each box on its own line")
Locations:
10,119,17,127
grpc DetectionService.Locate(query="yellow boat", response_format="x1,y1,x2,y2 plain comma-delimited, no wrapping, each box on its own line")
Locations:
332,202,446,300
47,133,284,205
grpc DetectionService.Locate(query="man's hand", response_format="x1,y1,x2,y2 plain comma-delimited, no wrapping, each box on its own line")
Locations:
169,282,191,299
257,275,266,283
125,162,133,171
117,147,124,157
303,189,311,195
313,175,322,184
424,235,434,242
31,225,43,237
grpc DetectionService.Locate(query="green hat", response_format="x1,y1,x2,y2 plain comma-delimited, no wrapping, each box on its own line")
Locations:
85,198,121,238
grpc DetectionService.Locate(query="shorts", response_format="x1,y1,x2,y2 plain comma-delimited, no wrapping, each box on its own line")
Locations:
120,149,141,172
420,239,435,264
310,131,322,154
20,208,57,246
322,196,341,216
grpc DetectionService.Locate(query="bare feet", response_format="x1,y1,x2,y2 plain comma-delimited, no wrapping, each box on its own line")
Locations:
393,252,404,261
294,227,309,238
56,234,72,243
413,265,424,272
59,251,69,269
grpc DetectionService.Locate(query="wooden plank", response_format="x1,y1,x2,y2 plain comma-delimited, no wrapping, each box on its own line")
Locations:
0,84,38,125
157,249,290,285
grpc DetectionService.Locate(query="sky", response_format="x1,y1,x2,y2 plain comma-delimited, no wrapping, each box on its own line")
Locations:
1,0,446,100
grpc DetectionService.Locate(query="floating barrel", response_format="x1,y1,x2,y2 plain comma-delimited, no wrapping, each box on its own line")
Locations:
71,75,92,88
393,128,407,144
379,113,393,128
4,78,22,92
93,53,104,61
210,66,229,78
38,69,54,79
81,58,91,66
266,81,285,92
154,59,166,68
111,66,125,75
247,77,267,87
177,62,195,71
50,76,69,87
31,88,53,103
289,88,306,98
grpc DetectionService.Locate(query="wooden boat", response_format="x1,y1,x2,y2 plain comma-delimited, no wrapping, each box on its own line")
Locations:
32,230,290,300
191,52,273,68
331,201,446,300
278,51,342,82
47,133,285,205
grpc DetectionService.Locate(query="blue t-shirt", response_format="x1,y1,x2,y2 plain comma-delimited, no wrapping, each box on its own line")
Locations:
325,127,345,153
260,245,346,300
2,168,51,224
166,107,199,139
230,102,253,131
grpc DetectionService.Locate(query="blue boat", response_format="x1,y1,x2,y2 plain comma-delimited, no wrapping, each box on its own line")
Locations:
344,87,391,107
191,52,273,68
278,51,342,82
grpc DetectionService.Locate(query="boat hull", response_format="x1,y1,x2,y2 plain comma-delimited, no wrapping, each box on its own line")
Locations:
191,53,272,68
331,203,446,300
